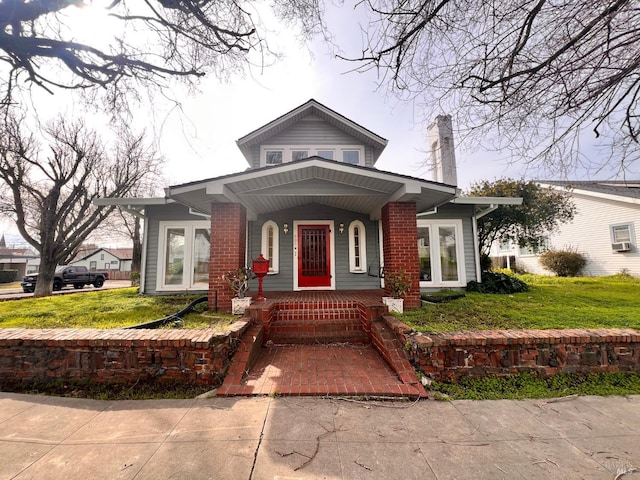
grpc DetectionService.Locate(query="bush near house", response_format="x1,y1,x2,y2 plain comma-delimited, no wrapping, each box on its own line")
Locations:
539,249,587,277
0,270,18,283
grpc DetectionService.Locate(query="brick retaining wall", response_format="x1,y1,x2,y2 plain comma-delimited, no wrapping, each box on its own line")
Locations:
0,321,250,387
383,315,640,381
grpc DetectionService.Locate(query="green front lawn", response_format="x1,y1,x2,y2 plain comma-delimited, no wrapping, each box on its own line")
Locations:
1,274,639,331
400,274,640,332
0,288,236,329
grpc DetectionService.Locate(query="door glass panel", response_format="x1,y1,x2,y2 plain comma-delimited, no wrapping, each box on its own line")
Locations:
439,226,459,281
193,228,210,286
417,227,432,281
165,228,185,285
301,228,327,277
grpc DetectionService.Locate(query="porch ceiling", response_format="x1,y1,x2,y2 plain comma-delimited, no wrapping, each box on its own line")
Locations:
167,159,458,220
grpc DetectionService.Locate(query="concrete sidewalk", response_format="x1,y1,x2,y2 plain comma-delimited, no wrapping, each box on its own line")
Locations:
0,392,638,479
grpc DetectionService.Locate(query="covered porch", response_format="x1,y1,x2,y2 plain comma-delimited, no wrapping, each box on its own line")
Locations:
164,158,459,313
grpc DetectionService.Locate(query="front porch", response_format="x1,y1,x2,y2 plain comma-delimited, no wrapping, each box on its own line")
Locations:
217,290,427,398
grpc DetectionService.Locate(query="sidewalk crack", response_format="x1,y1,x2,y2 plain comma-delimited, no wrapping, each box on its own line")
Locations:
248,397,272,480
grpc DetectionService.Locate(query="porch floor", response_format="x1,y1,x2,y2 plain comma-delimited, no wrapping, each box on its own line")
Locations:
217,290,426,398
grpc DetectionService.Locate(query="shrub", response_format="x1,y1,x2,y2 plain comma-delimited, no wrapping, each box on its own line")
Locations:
385,269,413,298
467,271,528,294
0,270,18,283
539,249,587,277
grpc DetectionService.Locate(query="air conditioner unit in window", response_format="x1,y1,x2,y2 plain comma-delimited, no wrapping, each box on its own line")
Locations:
612,242,631,252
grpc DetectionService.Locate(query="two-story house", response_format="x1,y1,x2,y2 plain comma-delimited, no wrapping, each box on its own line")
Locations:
98,99,518,312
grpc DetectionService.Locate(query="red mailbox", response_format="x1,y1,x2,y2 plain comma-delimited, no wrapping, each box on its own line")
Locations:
252,254,270,302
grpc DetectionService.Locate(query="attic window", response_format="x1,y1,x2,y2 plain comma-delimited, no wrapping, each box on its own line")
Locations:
291,150,309,161
317,150,334,160
266,150,283,165
342,150,360,165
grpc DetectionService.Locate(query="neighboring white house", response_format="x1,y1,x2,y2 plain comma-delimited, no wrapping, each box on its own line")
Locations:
0,234,40,277
69,248,133,272
490,181,640,276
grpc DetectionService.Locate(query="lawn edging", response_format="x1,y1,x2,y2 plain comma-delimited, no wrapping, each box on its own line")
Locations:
383,315,640,382
0,320,251,388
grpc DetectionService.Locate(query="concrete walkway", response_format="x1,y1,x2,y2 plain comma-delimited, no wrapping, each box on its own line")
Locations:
1,393,639,479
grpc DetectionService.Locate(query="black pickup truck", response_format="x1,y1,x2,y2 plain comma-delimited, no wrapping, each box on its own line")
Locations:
21,266,109,293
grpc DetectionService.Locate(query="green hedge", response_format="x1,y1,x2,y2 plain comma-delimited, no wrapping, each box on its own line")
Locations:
0,270,18,283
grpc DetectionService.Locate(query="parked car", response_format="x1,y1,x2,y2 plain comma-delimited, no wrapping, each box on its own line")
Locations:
21,266,109,293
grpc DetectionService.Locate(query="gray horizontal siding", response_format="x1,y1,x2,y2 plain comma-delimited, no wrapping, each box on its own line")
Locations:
143,204,209,295
247,204,381,291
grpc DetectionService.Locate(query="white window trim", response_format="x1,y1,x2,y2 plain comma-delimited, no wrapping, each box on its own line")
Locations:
417,219,466,287
260,220,280,274
610,222,635,244
156,220,210,291
348,220,367,273
260,145,365,167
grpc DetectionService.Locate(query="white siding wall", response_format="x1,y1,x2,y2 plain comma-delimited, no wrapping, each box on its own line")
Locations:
71,251,121,271
517,193,640,276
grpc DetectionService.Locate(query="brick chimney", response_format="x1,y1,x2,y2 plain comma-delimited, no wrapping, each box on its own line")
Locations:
427,115,457,186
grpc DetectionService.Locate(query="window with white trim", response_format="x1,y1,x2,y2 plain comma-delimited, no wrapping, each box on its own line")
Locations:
417,220,465,286
610,223,634,244
265,150,283,165
518,237,550,256
260,146,364,166
157,221,210,290
348,220,367,273
261,220,279,273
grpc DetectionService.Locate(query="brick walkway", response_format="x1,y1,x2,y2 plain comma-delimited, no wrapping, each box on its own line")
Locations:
217,290,426,398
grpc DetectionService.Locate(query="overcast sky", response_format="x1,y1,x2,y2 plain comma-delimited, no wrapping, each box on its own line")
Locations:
0,2,628,246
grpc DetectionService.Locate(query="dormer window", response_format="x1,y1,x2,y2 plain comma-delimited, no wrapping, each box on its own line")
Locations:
260,146,364,167
343,150,360,165
291,150,309,161
266,150,283,165
317,150,334,160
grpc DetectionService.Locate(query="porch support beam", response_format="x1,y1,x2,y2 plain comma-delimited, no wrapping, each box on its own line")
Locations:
381,202,422,309
209,203,247,313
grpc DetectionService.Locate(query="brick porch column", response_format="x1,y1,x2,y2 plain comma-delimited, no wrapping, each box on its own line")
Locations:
381,202,421,309
209,203,246,312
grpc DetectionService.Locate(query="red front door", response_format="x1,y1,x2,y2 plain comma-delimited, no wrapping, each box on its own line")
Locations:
297,224,331,288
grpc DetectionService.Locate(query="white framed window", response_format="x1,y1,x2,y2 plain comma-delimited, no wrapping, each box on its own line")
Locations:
317,150,334,160
417,220,466,286
610,223,634,244
519,237,550,256
342,150,360,165
157,221,210,290
265,150,283,165
291,150,309,161
348,220,367,273
261,220,280,274
260,146,364,166
499,238,511,252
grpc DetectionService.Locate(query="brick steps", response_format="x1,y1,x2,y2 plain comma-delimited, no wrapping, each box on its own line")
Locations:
269,307,368,345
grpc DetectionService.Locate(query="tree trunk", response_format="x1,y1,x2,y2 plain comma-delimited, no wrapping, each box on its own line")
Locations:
34,258,57,297
131,216,142,286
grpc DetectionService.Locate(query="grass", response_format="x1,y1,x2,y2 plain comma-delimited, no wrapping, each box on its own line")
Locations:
0,288,237,329
400,274,640,332
429,371,640,400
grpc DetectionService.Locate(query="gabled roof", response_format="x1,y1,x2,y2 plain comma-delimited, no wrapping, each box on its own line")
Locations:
72,247,133,262
236,99,389,164
540,180,640,204
167,157,458,220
